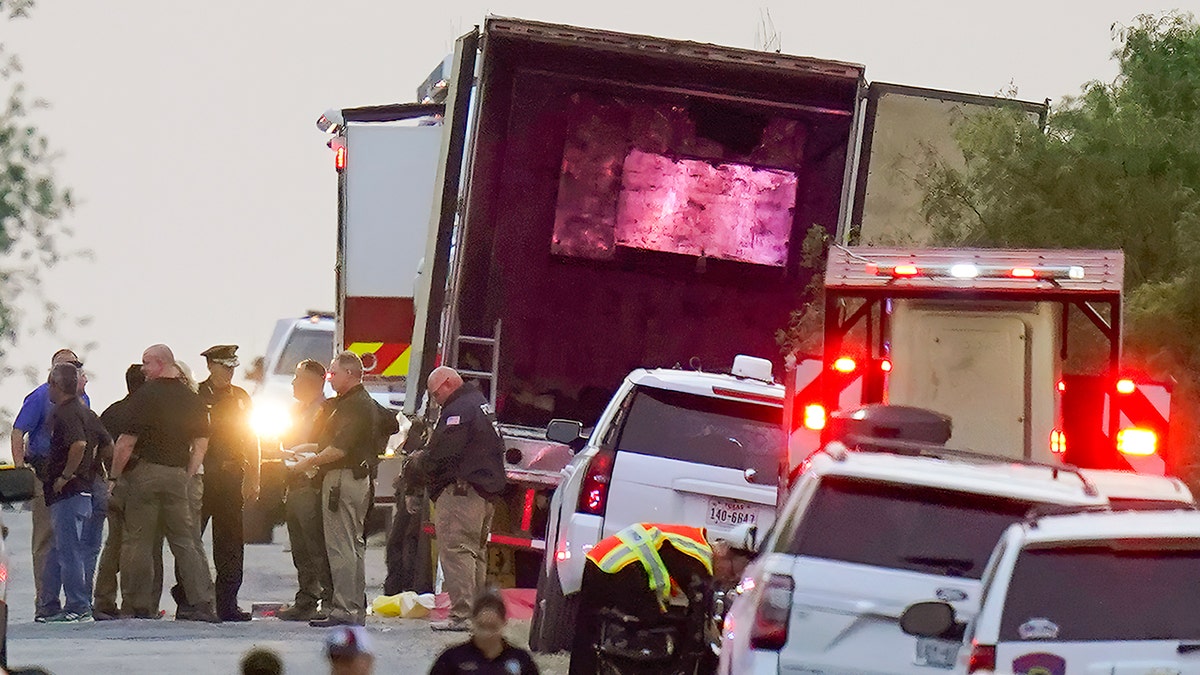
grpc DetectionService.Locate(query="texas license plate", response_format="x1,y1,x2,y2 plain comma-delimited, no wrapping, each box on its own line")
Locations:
914,637,960,669
707,498,759,527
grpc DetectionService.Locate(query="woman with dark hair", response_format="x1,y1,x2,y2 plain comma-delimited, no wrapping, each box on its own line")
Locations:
429,590,540,674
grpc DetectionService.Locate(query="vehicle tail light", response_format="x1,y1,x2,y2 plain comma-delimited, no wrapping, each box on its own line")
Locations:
748,574,794,651
331,137,347,172
520,488,536,532
832,357,857,373
576,449,616,515
967,642,996,673
1117,428,1157,456
1050,429,1066,456
803,404,826,431
1116,378,1136,394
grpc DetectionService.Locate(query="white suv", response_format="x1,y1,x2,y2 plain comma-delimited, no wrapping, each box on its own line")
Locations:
719,444,1112,675
529,355,784,653
902,507,1200,674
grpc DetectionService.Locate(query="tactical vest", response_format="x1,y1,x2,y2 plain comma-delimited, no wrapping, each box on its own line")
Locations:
586,522,713,606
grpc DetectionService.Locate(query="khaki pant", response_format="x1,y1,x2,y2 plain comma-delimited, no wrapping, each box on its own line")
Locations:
286,478,331,610
31,479,55,617
120,462,214,615
94,473,164,615
322,469,369,624
434,484,494,622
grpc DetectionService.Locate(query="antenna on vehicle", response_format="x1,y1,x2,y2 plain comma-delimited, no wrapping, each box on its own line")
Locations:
755,8,782,54
690,356,704,372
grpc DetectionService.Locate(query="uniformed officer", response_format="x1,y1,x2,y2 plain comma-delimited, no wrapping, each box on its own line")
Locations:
417,366,506,631
197,344,259,622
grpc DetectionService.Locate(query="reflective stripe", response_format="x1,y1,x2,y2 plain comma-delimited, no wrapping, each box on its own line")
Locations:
587,522,715,605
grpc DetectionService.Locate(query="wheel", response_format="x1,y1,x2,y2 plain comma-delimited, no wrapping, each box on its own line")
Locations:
529,560,578,653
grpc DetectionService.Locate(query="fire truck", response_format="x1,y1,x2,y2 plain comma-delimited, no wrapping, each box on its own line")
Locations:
784,246,1173,486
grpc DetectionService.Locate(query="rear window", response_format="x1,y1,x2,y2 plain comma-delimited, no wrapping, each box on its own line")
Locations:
1000,544,1200,641
614,385,783,484
274,328,335,375
784,477,1033,579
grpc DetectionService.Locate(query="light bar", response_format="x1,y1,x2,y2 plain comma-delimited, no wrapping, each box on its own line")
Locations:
870,263,1086,281
1116,379,1136,395
832,357,857,374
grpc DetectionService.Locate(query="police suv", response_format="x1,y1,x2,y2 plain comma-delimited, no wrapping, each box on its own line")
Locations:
529,355,784,652
902,507,1200,674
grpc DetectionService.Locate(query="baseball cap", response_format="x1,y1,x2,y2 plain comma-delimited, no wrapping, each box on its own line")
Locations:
325,625,372,659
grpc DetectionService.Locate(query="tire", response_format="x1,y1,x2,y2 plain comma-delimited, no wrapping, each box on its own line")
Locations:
529,560,578,653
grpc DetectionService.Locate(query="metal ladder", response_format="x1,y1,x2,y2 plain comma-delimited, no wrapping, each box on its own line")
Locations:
454,319,501,410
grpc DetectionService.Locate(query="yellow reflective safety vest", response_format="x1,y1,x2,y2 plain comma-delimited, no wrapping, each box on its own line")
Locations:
585,523,713,606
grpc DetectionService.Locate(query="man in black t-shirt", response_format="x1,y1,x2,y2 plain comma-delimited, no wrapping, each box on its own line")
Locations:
38,364,112,623
110,343,218,622
290,351,377,627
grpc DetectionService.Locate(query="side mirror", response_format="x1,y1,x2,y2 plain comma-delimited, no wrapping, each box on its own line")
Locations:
900,601,958,639
546,419,583,445
0,467,36,504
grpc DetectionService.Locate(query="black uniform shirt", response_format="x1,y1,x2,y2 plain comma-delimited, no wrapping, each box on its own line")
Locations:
425,382,506,500
199,379,256,469
319,384,376,470
123,378,209,468
99,395,136,473
428,640,539,675
46,397,112,505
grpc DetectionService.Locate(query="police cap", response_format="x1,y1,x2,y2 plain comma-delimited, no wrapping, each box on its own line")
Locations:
201,344,240,368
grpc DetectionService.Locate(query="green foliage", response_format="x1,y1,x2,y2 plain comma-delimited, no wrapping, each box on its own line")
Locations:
917,11,1200,471
0,0,74,369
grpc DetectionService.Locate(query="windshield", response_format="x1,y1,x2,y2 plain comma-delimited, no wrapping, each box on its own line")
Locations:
784,477,1034,578
274,328,334,376
1000,544,1200,641
614,385,783,484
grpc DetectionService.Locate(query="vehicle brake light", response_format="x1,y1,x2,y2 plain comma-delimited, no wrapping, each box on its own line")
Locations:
748,574,794,651
880,359,892,373
893,265,919,277
576,448,616,516
832,357,857,373
803,404,826,431
967,642,996,673
1117,428,1157,456
1116,378,1136,395
1050,429,1066,455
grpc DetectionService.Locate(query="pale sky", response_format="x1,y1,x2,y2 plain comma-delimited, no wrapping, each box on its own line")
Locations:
3,0,1183,415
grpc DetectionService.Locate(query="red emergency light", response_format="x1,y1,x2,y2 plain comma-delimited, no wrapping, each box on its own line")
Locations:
1050,429,1066,456
803,404,827,431
893,265,920,277
1009,267,1036,278
1056,380,1066,392
1117,428,1157,456
335,145,347,172
832,357,857,374
1116,379,1136,395
880,359,892,373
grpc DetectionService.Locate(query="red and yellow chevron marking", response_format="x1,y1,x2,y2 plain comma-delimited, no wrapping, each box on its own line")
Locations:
347,342,411,377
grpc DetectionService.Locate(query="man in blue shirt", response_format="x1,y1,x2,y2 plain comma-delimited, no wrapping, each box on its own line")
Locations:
11,349,90,619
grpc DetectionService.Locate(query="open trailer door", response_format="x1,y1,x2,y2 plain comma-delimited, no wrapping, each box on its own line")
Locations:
847,82,1047,247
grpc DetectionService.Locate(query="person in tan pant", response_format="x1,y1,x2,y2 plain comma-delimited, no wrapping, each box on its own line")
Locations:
416,367,507,631
110,344,218,622
290,352,381,627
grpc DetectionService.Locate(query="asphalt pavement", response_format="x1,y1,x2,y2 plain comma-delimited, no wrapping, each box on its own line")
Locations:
1,507,569,674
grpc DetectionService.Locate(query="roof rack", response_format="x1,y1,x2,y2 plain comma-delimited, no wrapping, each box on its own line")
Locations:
305,310,336,320
822,436,1100,497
